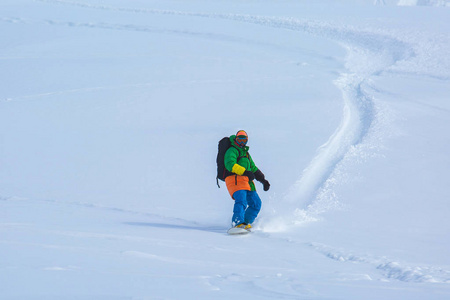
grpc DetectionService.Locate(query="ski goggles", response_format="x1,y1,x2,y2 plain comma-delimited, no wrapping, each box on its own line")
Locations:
235,135,248,147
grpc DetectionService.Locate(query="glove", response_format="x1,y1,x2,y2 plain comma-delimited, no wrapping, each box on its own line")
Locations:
255,169,270,191
243,170,255,181
262,180,270,191
254,169,265,182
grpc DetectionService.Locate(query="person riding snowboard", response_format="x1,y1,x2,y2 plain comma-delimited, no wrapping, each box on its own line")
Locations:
224,130,270,230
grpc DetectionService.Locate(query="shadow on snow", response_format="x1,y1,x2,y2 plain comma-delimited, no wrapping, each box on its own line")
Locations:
124,222,227,234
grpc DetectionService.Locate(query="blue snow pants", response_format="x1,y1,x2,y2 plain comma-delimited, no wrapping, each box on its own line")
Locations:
232,190,262,226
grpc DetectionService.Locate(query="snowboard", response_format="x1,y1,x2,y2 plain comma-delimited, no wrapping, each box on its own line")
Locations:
227,227,251,235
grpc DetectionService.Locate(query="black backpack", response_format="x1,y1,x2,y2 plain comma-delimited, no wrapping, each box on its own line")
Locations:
216,137,231,187
216,137,248,188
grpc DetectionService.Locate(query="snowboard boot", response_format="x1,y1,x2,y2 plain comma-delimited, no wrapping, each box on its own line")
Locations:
236,223,252,230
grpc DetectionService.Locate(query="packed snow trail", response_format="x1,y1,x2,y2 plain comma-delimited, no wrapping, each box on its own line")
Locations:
216,14,413,226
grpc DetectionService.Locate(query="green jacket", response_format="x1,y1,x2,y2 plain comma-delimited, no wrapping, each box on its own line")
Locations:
224,135,258,191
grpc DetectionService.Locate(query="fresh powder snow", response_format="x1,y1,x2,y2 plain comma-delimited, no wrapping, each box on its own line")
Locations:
1,0,450,299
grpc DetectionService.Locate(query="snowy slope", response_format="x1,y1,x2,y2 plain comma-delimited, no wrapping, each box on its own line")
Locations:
1,0,450,299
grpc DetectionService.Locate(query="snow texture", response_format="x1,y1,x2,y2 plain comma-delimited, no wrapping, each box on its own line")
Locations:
1,0,450,299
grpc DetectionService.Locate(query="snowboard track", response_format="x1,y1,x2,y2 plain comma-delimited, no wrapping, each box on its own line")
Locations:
309,242,450,283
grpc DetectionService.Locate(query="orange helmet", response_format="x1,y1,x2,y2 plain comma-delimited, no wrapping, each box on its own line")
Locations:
236,130,248,137
235,130,248,147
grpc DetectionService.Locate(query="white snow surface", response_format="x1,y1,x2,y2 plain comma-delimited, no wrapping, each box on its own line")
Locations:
1,0,450,299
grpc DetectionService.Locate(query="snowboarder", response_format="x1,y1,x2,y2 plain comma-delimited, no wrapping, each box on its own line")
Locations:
223,130,270,231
